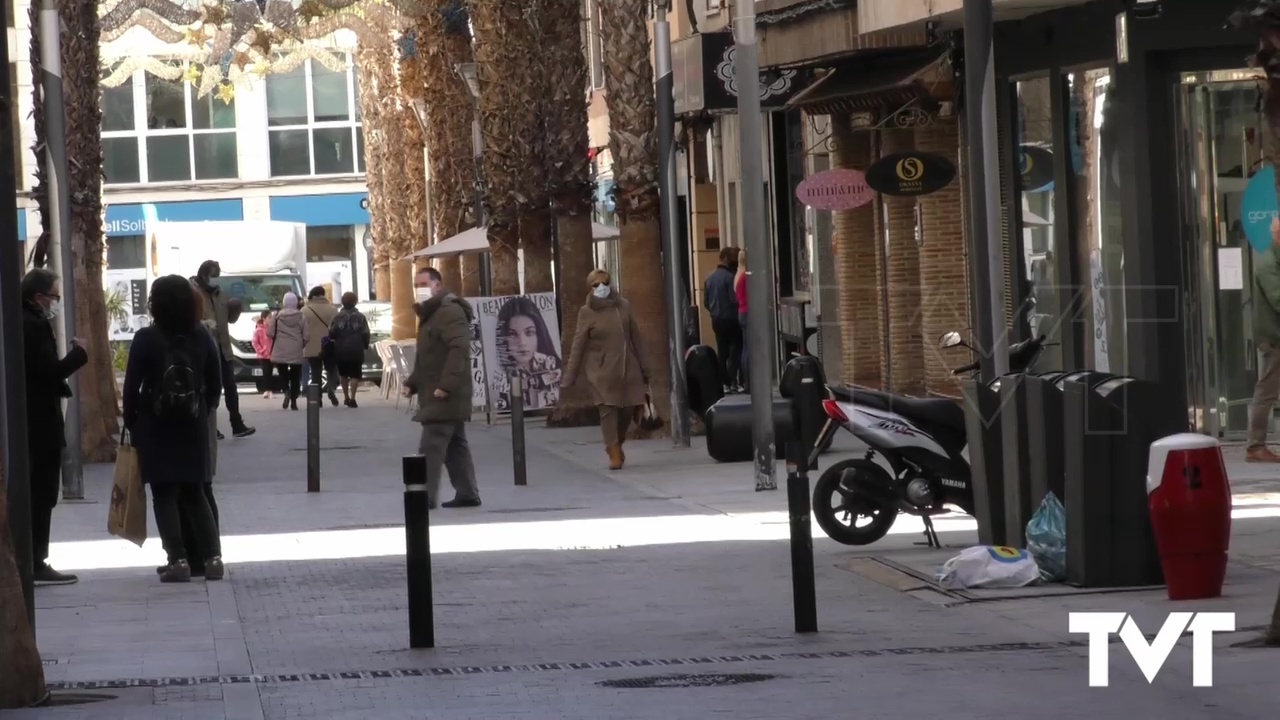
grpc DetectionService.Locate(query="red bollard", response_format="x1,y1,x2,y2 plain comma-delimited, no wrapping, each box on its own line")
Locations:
1146,434,1232,601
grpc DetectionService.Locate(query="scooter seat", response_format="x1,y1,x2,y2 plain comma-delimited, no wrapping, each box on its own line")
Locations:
834,387,966,435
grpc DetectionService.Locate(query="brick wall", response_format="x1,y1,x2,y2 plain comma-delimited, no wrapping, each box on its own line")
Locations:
915,120,971,396
877,129,925,396
830,116,882,389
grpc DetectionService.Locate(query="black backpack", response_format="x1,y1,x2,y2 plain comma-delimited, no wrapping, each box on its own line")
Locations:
153,333,203,422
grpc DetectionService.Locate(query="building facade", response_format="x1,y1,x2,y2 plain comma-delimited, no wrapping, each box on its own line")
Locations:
11,4,375,340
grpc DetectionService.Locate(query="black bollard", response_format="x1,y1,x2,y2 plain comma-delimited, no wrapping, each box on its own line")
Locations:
403,455,435,648
306,383,321,492
786,442,818,633
511,371,527,486
780,355,826,471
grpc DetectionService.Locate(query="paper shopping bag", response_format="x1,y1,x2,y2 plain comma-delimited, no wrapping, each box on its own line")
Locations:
107,435,147,547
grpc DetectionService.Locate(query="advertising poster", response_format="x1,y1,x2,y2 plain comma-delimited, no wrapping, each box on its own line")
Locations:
469,313,489,414
471,293,562,413
105,268,150,341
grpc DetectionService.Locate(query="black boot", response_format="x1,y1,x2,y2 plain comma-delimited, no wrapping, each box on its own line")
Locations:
159,560,192,583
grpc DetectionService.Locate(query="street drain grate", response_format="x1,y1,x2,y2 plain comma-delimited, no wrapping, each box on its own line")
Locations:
599,673,774,689
39,692,118,707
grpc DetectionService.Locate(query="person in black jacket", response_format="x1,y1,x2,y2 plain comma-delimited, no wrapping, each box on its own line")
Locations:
21,268,89,586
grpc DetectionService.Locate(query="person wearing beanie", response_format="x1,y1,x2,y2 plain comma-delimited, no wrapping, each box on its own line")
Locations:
267,292,309,410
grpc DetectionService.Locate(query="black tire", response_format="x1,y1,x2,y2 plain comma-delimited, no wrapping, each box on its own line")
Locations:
812,459,898,546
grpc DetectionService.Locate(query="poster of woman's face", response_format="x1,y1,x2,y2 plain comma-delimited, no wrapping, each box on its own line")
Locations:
474,293,563,413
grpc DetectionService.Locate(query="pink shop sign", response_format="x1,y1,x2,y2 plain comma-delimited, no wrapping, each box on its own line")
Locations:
795,169,875,211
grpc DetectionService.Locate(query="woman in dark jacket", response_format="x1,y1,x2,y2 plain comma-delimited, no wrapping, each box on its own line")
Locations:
123,275,225,583
329,291,371,407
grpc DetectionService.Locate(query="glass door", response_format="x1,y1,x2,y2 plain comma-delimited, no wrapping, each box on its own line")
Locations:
1177,71,1266,438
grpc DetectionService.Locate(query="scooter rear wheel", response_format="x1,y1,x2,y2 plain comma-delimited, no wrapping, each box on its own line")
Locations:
812,459,898,545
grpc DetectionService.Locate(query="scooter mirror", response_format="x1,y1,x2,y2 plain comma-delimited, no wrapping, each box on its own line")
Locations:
939,331,964,349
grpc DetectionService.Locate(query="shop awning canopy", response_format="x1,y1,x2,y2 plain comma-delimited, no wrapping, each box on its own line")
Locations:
785,47,951,117
401,223,621,261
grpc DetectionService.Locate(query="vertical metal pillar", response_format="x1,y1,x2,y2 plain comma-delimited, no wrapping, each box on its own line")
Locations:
0,13,36,634
39,0,82,498
511,372,527,486
654,1,691,447
306,384,320,492
733,0,777,491
963,0,1010,377
402,455,435,648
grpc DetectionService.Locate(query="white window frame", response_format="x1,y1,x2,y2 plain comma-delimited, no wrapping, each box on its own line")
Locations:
100,65,239,186
584,0,605,92
265,54,364,179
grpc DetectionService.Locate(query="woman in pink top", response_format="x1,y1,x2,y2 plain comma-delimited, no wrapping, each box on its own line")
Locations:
735,250,749,391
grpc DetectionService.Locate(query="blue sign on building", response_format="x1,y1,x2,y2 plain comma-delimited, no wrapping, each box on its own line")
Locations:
105,199,244,237
17,207,26,240
268,193,371,227
1243,167,1279,253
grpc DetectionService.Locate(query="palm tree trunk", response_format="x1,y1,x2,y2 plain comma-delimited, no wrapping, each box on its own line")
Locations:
29,0,118,462
384,30,416,340
470,0,542,297
418,5,475,295
0,446,47,709
357,33,395,302
519,207,554,293
599,0,671,434
542,0,598,426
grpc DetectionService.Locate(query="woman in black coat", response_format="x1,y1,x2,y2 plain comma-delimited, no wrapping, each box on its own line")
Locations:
122,275,225,583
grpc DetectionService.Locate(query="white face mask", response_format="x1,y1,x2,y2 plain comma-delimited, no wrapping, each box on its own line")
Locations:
415,287,434,302
592,284,611,299
45,299,61,319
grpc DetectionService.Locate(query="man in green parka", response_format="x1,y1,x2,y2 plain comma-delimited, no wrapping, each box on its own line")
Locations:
1250,218,1280,461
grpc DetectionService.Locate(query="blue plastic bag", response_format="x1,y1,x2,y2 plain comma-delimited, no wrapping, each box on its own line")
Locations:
1025,492,1067,582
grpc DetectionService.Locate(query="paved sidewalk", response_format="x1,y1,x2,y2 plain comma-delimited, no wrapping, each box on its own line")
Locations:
7,395,1279,719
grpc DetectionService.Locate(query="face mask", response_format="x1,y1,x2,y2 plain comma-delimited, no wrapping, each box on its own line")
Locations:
415,287,433,302
45,299,61,319
592,284,611,299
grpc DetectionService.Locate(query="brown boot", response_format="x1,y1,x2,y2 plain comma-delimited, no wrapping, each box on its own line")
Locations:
607,443,624,470
1246,446,1280,463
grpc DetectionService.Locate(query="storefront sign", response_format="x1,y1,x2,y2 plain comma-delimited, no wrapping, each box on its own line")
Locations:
1019,145,1055,193
865,152,956,197
1242,165,1278,253
794,169,875,211
104,199,244,237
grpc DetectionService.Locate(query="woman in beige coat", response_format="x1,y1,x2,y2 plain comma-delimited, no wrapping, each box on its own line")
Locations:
563,269,649,470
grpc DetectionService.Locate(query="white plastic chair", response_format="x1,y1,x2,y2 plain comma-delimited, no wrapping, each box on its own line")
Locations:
374,340,395,399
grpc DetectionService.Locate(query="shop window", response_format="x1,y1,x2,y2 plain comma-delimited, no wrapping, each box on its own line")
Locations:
306,225,354,262
107,235,146,270
99,67,239,184
583,0,605,91
266,56,366,178
1068,68,1126,374
1014,76,1063,371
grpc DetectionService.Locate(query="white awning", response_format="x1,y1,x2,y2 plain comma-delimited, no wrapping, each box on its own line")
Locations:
401,222,621,261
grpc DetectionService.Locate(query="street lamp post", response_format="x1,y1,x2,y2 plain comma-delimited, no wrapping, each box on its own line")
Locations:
456,62,492,297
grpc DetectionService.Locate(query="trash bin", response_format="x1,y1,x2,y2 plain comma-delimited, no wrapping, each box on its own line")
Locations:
1063,376,1175,588
704,395,792,463
1025,370,1116,526
1147,433,1231,600
999,376,1034,546
961,378,1007,546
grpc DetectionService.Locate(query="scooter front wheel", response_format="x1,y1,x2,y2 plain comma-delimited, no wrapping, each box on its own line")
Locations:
812,459,898,546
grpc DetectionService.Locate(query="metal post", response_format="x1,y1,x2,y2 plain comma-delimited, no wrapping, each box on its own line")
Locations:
471,107,493,297
733,1,777,491
785,442,817,633
0,17,36,634
402,455,435,649
306,384,320,492
38,1,82,499
654,1,691,448
962,0,1009,377
511,371,527,486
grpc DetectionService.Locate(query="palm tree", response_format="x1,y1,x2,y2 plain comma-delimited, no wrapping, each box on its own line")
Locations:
28,1,119,462
383,35,417,340
0,446,47,709
598,0,671,430
469,0,541,296
543,0,598,426
401,41,430,259
418,3,475,293
357,32,395,301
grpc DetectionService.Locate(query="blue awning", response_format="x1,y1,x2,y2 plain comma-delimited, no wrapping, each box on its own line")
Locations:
269,192,371,227
105,199,244,237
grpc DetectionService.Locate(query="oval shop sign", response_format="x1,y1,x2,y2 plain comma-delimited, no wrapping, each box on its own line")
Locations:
795,168,875,211
1019,145,1055,193
865,152,957,197
1243,165,1279,253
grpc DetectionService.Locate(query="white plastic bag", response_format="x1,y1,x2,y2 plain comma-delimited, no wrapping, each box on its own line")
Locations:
934,546,1041,590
